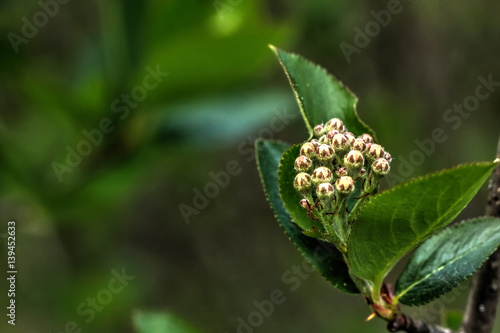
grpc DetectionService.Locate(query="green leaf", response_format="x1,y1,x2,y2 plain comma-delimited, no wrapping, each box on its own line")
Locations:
394,217,500,306
133,310,200,333
347,161,499,287
270,45,375,139
278,144,319,232
256,139,358,293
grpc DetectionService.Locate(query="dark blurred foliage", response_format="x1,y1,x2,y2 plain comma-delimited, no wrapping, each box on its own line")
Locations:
0,1,499,332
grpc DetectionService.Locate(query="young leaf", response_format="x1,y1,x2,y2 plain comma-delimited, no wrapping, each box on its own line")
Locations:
270,45,375,139
278,144,319,232
347,161,499,287
133,310,200,333
394,217,500,306
256,139,358,293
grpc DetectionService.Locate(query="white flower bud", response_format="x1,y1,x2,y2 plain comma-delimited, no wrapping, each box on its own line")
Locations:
316,144,335,163
326,130,340,142
294,156,313,172
311,166,333,185
344,132,356,145
300,142,316,159
300,199,310,209
325,118,345,133
372,158,390,175
367,144,385,161
310,139,320,149
294,172,312,191
316,183,335,200
336,167,348,177
331,133,349,152
335,176,355,194
319,135,329,144
314,124,326,138
352,138,366,152
344,150,365,169
359,134,374,144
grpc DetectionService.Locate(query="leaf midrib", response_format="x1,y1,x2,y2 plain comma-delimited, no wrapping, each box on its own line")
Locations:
271,47,313,137
372,175,485,285
394,239,484,303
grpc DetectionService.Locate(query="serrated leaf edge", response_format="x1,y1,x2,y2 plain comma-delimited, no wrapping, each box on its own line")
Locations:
276,143,326,233
255,138,290,211
395,216,500,306
348,161,499,250
348,160,499,285
268,44,376,141
356,161,499,216
255,139,301,238
277,143,303,223
255,138,358,293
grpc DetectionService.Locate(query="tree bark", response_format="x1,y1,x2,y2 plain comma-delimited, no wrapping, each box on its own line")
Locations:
460,137,500,333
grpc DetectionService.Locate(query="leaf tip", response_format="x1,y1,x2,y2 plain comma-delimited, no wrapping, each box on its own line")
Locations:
268,44,278,53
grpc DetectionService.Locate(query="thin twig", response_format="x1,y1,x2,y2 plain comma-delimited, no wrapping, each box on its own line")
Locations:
387,313,453,333
460,136,500,333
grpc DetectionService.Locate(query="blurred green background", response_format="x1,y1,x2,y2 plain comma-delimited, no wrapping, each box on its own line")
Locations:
1,1,500,332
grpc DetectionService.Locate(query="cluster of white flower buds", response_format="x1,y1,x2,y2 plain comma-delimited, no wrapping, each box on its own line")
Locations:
293,118,391,222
